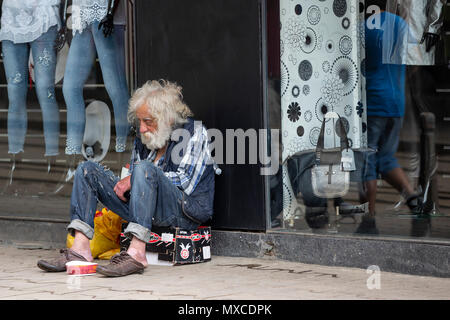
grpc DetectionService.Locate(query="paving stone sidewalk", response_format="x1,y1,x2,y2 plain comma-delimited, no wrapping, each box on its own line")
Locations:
0,245,448,300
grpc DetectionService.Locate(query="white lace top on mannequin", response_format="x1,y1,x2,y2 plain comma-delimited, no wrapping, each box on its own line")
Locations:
71,0,126,35
0,0,61,44
71,0,108,35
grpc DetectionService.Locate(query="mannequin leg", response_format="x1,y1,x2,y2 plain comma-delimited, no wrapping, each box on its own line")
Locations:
2,41,29,156
1,41,29,192
62,28,97,156
92,22,130,154
54,29,96,195
31,26,60,158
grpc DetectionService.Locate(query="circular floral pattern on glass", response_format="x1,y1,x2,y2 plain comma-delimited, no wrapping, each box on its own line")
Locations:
335,117,350,138
292,85,300,98
287,102,301,122
342,17,350,29
325,40,335,53
303,85,310,96
283,18,307,52
315,98,334,122
307,5,321,25
339,35,352,55
309,127,322,146
304,110,313,123
331,56,359,97
322,61,331,73
298,60,313,81
301,28,317,54
280,60,290,97
320,74,344,106
333,0,347,17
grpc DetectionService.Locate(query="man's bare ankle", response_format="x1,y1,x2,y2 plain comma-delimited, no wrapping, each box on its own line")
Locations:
126,249,148,266
70,247,94,262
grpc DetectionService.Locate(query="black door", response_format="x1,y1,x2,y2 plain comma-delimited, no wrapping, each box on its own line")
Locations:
133,0,266,231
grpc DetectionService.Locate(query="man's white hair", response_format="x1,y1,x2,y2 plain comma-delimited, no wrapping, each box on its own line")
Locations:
128,80,193,128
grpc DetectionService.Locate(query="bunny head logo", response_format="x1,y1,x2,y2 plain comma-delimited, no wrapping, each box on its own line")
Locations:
179,243,191,259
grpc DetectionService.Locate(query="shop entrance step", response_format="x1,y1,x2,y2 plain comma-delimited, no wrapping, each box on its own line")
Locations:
0,211,69,249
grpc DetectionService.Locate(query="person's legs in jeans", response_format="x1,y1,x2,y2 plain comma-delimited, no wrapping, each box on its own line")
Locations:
361,116,385,214
67,160,126,261
91,22,130,153
128,161,199,233
67,160,197,264
62,29,97,155
378,118,418,207
2,41,29,155
31,26,60,157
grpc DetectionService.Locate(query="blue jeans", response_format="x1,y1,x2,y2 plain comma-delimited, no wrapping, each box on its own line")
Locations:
1,26,60,156
67,160,199,243
365,116,402,181
63,22,130,154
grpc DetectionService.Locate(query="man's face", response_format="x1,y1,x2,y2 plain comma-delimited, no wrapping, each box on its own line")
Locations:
136,104,172,150
136,104,158,135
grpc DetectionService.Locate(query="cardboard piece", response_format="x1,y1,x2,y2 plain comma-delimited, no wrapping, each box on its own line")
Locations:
120,224,212,266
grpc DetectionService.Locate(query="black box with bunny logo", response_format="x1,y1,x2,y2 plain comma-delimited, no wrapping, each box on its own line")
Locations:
120,224,212,265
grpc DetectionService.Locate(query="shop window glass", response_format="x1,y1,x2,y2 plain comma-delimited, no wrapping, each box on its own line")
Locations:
267,0,450,240
0,0,134,218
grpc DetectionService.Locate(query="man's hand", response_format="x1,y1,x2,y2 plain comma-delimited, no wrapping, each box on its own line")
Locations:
114,175,131,202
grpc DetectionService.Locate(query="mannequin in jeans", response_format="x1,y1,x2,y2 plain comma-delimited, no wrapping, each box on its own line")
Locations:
54,0,130,191
0,0,61,189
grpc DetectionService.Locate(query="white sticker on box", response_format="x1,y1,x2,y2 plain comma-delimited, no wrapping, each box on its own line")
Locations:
161,233,174,242
203,246,211,260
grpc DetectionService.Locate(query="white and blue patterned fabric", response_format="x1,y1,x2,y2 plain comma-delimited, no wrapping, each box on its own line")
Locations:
0,0,61,43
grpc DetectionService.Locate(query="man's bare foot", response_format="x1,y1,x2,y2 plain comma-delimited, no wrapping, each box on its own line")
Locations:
126,247,148,267
126,236,148,267
69,247,94,262
70,231,94,262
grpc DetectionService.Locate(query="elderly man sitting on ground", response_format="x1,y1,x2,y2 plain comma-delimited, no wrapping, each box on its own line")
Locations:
37,80,216,277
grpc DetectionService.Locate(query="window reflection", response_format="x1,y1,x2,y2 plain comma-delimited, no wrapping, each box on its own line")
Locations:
0,0,133,216
268,0,450,240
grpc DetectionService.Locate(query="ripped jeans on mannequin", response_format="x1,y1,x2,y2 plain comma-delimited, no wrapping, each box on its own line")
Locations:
63,23,130,155
1,25,60,156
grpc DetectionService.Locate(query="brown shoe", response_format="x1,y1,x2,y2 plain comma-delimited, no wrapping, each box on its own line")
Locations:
37,248,88,272
96,251,145,277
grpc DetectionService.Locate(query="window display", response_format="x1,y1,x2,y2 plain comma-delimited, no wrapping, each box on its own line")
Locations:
0,0,132,208
279,0,367,227
268,0,450,240
0,0,61,189
58,0,130,185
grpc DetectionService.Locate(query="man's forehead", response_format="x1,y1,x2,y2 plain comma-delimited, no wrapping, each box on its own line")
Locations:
136,104,155,119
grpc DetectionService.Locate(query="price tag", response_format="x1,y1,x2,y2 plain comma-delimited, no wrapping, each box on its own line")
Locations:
161,233,174,242
341,149,356,172
203,246,211,260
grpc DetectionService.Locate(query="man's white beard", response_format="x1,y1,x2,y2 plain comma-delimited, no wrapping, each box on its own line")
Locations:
141,121,172,150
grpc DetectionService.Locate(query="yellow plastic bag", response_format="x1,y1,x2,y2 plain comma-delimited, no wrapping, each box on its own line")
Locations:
67,208,125,260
